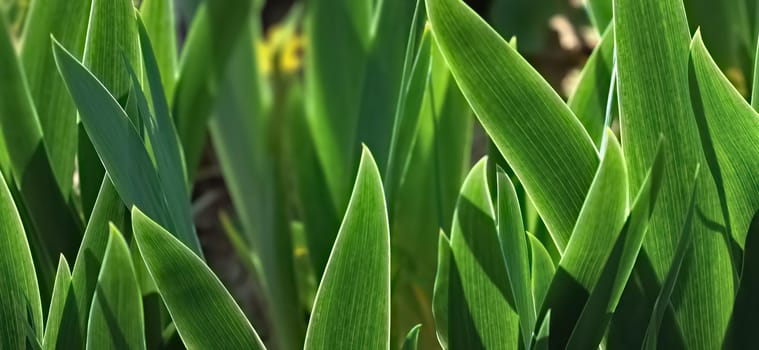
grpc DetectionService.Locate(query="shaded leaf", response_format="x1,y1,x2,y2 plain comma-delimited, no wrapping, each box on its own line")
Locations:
86,226,145,349
427,0,599,250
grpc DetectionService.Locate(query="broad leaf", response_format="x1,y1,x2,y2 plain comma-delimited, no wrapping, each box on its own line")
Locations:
304,147,390,349
427,0,599,250
132,208,265,349
615,0,736,346
53,39,201,254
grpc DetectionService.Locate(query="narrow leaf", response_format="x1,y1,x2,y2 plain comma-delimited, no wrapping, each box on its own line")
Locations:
0,170,43,348
42,256,71,350
86,226,145,349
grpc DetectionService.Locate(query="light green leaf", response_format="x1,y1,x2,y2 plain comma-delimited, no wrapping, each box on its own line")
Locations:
86,226,145,349
586,0,612,31
753,36,759,108
401,324,422,350
567,25,614,145
132,207,265,349
305,0,371,210
643,167,699,349
173,0,253,180
542,130,628,348
140,0,177,102
20,0,91,196
529,232,555,312
304,147,390,350
427,0,599,250
450,158,519,348
0,15,80,303
42,256,72,350
59,177,125,349
495,168,533,348
689,32,759,247
615,0,735,346
355,0,418,171
78,0,142,220
566,141,666,349
0,169,43,348
385,0,431,206
209,18,304,350
431,231,481,349
82,0,140,100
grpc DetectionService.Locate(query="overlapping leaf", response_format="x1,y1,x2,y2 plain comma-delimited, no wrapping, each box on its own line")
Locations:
427,0,599,250
615,0,735,346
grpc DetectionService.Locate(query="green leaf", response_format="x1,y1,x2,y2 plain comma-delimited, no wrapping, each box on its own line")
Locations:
78,0,141,224
132,207,265,349
60,177,125,349
614,0,736,346
689,32,759,247
304,147,390,349
567,25,614,145
528,232,555,312
449,158,519,348
173,0,253,180
401,324,422,350
305,0,372,210
495,168,533,348
134,19,200,255
432,231,481,349
20,0,91,196
542,130,628,348
139,0,178,102
52,39,201,254
427,0,599,250
86,226,145,349
566,140,666,350
42,256,71,350
0,169,43,348
209,18,304,350
0,15,81,290
643,167,699,349
82,0,141,100
586,0,612,30
355,0,419,171
753,36,759,108
385,1,431,206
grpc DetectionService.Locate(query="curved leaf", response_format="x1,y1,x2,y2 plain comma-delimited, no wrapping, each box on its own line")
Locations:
543,130,628,348
304,147,390,350
0,169,42,348
132,208,265,349
427,0,599,250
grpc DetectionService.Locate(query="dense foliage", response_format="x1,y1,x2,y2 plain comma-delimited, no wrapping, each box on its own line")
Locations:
0,0,757,349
